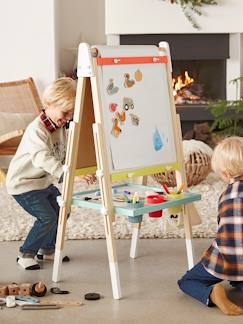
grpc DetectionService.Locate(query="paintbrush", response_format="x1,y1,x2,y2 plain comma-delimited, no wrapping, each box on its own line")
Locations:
177,183,185,194
21,304,62,310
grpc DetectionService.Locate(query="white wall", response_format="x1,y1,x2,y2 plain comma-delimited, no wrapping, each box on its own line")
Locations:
0,0,58,94
0,0,106,93
59,0,106,75
106,0,243,34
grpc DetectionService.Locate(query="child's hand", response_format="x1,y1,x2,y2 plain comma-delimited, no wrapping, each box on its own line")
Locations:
83,174,97,185
76,174,97,185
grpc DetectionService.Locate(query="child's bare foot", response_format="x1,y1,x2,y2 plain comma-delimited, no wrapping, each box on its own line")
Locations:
210,283,243,315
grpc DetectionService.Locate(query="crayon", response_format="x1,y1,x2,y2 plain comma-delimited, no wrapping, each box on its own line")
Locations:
162,183,170,194
132,192,139,204
124,194,130,203
177,183,185,194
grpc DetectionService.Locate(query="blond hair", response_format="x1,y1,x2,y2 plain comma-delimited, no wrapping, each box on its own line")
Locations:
211,136,243,178
42,77,76,111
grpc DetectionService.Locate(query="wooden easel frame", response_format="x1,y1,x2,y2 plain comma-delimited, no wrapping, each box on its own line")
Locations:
52,43,200,299
53,46,121,299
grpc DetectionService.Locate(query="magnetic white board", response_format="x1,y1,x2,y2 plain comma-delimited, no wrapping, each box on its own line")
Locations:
96,45,177,173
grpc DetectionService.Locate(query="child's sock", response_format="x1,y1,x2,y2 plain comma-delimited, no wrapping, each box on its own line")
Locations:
37,249,70,262
210,283,243,315
17,256,40,270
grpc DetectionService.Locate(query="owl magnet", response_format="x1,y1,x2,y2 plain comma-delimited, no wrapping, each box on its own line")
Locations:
106,79,119,95
123,97,134,111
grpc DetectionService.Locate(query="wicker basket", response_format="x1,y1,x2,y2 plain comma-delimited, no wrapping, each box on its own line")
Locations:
185,151,211,186
152,151,212,187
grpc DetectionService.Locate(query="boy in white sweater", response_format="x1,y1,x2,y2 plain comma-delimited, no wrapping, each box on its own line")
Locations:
6,78,95,270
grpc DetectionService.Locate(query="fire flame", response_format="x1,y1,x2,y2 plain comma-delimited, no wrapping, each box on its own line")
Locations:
172,71,194,92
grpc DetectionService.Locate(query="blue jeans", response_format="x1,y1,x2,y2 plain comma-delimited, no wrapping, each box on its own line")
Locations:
178,261,243,306
13,184,60,256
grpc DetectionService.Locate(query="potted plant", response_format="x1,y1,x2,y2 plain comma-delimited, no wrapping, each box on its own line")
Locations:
207,77,243,137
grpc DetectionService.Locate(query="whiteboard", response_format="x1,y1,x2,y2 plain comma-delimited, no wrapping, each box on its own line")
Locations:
96,45,176,173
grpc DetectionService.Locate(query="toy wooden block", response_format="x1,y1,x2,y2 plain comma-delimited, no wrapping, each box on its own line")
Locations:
31,282,47,297
19,283,33,296
7,284,19,295
0,285,8,296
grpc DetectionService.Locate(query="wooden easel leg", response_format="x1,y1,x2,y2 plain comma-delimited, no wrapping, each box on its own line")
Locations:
52,77,86,283
109,258,121,300
52,123,76,283
174,114,195,269
133,175,148,185
103,213,122,299
183,205,194,269
130,223,141,259
52,206,69,282
93,123,122,299
129,176,145,259
0,169,6,185
52,248,63,282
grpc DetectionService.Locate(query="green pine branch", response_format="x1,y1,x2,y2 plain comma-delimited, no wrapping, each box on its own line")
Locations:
161,0,218,29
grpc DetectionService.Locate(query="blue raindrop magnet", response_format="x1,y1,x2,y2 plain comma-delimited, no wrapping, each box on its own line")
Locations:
153,127,163,151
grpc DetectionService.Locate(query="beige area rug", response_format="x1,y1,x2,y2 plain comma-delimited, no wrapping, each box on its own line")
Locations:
0,173,225,242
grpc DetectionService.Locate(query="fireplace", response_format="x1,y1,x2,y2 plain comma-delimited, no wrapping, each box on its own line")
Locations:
120,34,229,134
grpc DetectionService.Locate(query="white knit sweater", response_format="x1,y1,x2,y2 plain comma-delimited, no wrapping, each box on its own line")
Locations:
6,116,66,195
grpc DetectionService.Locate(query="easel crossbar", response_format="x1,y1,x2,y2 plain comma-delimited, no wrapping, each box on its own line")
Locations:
74,162,181,182
97,56,167,66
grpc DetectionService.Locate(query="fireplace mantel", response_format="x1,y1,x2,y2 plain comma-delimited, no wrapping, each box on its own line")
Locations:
105,0,243,133
105,0,243,99
105,0,243,34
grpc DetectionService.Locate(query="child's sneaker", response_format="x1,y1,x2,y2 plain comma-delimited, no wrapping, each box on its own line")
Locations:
36,249,70,262
17,256,40,270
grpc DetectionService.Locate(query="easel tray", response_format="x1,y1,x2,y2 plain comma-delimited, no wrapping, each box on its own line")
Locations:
71,183,201,217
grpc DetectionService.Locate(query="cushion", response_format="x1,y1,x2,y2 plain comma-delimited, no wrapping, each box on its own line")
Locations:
0,112,36,137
